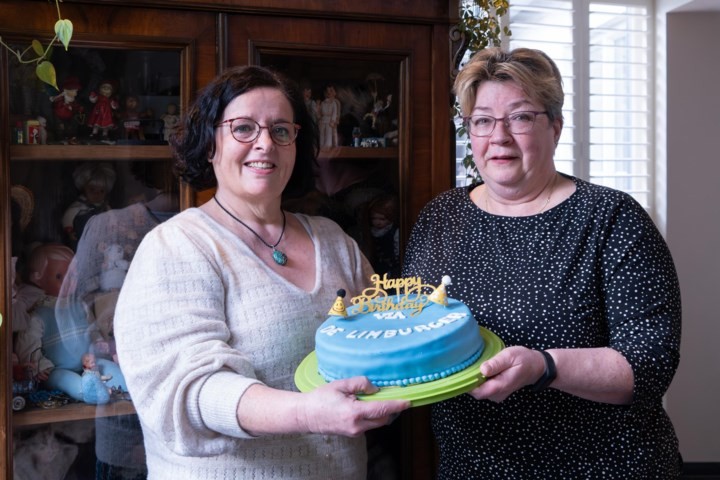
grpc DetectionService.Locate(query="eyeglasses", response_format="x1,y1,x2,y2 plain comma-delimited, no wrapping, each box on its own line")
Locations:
215,117,301,146
463,111,549,137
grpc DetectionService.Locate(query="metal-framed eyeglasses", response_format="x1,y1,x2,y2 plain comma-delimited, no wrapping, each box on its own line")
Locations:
215,117,301,146
463,110,549,137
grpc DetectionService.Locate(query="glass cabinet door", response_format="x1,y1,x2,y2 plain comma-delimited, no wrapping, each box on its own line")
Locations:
257,49,404,279
7,43,181,479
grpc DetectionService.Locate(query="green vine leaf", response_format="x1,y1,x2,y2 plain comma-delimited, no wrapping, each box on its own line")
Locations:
36,61,58,90
55,19,73,50
0,1,69,87
31,39,44,57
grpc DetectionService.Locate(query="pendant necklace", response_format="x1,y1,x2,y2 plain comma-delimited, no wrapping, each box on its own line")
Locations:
213,195,288,266
485,173,557,215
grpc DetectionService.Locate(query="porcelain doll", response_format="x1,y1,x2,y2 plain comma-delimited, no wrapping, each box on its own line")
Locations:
319,84,340,147
13,244,127,403
81,352,111,404
302,85,318,123
120,95,146,141
88,80,119,141
37,116,48,144
365,194,400,278
50,76,84,144
61,162,116,248
161,103,180,142
363,93,392,133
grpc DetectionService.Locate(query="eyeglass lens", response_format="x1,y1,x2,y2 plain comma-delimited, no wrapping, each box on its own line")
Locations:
228,118,297,145
465,111,543,137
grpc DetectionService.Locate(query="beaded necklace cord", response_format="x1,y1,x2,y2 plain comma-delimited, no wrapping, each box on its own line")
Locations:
213,195,288,266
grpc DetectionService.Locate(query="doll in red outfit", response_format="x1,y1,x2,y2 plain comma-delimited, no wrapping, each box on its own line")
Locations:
51,77,84,144
88,80,119,142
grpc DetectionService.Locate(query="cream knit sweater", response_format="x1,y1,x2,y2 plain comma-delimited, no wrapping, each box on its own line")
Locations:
115,208,374,479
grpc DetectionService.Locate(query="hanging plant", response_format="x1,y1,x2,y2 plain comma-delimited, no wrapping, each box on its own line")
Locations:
454,0,511,184
0,0,73,92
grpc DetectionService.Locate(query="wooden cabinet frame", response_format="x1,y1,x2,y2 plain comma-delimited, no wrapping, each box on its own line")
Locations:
1,2,456,478
0,3,217,475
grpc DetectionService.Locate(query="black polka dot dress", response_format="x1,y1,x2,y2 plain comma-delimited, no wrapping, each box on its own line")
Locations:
403,175,682,479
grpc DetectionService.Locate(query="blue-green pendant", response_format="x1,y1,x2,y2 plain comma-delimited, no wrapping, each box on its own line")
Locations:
272,249,288,266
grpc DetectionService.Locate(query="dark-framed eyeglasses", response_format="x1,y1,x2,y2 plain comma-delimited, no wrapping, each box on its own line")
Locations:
214,117,301,146
463,111,549,137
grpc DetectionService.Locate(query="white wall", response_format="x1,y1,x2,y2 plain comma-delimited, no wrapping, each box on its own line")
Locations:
664,10,720,463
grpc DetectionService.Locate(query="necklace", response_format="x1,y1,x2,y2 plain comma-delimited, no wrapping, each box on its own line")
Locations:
213,195,288,266
485,173,558,215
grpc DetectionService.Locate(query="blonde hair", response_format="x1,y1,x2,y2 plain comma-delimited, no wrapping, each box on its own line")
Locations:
454,47,564,123
73,162,116,192
26,244,74,284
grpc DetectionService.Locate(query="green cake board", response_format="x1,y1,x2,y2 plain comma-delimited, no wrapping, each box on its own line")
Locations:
294,326,504,407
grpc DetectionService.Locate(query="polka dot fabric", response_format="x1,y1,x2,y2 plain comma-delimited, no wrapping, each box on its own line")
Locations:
403,175,682,479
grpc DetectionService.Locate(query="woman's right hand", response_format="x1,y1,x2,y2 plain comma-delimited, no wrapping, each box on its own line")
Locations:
297,376,410,437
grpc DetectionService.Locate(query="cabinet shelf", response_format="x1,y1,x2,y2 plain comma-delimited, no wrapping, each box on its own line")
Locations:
8,145,395,162
13,400,136,427
9,145,172,161
318,146,397,160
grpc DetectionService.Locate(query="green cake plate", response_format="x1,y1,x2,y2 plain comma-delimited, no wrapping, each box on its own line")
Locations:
294,326,504,407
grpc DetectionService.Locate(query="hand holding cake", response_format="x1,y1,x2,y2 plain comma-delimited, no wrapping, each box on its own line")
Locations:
295,377,409,436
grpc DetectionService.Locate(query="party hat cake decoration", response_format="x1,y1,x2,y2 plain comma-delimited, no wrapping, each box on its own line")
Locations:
428,275,452,306
328,289,349,317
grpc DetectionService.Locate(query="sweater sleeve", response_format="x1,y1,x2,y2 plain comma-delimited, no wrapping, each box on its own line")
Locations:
114,219,262,457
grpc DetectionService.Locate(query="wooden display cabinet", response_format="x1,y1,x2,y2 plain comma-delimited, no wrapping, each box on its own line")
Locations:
0,2,216,476
228,12,454,260
2,1,457,478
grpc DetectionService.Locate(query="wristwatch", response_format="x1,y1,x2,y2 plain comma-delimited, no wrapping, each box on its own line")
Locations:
530,350,557,392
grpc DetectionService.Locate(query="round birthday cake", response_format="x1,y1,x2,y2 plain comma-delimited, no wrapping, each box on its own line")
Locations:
315,275,484,387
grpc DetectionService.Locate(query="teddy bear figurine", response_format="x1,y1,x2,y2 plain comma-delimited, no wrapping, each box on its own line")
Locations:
100,243,129,292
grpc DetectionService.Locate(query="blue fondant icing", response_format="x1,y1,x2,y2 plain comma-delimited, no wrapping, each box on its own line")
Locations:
316,295,484,387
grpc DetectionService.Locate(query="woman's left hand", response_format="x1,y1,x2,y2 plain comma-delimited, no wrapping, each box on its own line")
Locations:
467,346,545,402
468,345,635,405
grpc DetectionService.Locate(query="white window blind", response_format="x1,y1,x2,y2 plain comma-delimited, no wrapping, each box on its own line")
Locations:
586,2,651,207
455,0,653,210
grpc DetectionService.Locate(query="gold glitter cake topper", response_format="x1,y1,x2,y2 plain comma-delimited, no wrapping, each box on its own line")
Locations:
339,274,452,318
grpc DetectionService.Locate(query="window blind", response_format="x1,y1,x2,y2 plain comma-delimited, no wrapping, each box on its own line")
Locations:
455,0,653,209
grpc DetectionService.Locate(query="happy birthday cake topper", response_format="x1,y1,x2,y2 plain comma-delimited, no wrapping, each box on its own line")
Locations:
333,274,452,318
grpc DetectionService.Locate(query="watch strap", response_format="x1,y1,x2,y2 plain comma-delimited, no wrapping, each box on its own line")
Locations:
530,350,557,392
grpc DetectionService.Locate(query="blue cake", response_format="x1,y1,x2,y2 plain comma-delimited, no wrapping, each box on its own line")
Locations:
315,276,484,387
